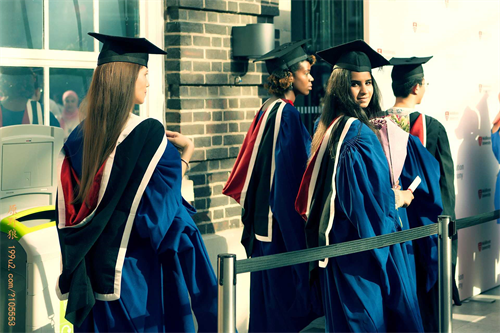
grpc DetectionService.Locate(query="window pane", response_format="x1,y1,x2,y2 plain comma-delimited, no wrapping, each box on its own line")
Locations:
49,68,93,139
0,66,52,127
99,0,140,37
0,0,43,49
291,0,363,134
49,0,94,51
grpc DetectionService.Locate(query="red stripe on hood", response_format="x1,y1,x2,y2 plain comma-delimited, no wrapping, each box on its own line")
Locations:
295,142,321,221
222,99,293,204
295,118,339,221
410,114,424,145
61,158,106,226
222,108,265,203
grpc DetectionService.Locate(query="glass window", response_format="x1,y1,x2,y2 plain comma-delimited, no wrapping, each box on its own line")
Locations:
49,0,94,51
48,68,139,136
0,66,51,127
0,0,43,49
291,0,364,134
49,68,93,139
99,0,140,37
0,0,160,122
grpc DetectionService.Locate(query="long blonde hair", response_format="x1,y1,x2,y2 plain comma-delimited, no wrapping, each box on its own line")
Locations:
73,62,141,205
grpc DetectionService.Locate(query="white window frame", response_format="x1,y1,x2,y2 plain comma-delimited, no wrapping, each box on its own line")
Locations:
0,0,165,124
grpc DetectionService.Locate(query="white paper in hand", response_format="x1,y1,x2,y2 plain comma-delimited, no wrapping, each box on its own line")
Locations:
408,176,421,193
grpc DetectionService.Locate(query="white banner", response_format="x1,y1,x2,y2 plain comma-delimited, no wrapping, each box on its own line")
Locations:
366,0,500,300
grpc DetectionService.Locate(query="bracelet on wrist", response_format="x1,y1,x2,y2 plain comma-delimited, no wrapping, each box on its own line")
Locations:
180,158,190,170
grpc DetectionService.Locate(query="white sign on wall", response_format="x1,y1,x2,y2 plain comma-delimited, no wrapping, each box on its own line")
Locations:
366,0,500,300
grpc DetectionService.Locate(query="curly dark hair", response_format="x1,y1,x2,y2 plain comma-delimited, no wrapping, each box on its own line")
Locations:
265,55,316,96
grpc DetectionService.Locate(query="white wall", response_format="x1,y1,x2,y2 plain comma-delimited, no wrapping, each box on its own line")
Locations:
202,227,250,333
274,0,292,45
365,0,500,299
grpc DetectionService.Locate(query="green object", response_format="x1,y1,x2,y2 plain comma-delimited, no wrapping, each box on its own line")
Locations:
59,300,73,333
0,206,56,239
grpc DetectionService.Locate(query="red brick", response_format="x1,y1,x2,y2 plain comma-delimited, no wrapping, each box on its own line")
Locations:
213,209,224,220
206,49,228,60
224,111,245,120
207,148,229,159
206,123,228,134
208,171,230,182
212,135,222,146
193,36,210,46
205,24,227,35
206,99,228,109
225,206,242,218
208,195,229,207
193,111,211,121
181,124,204,135
224,134,245,145
242,6,260,15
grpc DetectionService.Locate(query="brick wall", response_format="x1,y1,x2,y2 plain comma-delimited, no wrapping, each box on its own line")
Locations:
164,0,280,234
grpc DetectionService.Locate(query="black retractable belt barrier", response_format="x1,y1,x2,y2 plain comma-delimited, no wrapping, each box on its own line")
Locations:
456,210,500,230
236,223,437,274
217,210,499,333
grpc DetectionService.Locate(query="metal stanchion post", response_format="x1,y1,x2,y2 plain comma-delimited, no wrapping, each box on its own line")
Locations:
438,215,454,333
217,254,236,333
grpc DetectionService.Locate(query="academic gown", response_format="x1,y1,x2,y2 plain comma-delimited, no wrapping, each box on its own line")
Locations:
408,112,455,222
492,130,500,223
373,112,444,332
56,115,217,332
296,118,425,333
223,99,322,332
399,136,443,333
408,111,461,308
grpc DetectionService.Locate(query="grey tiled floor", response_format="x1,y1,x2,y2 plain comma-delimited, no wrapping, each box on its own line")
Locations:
302,286,500,332
453,286,500,333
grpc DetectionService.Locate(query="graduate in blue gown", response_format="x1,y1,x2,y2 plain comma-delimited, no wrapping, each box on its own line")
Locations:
386,56,460,327
492,108,500,223
223,40,322,332
296,40,436,332
55,33,217,332
370,113,443,330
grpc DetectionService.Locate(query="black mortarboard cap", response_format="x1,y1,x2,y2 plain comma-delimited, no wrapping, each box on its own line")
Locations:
390,56,432,83
89,32,167,67
317,40,389,71
253,39,310,75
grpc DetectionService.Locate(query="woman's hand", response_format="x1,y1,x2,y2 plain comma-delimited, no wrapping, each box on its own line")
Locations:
393,188,414,208
166,130,194,152
166,130,194,176
400,190,414,208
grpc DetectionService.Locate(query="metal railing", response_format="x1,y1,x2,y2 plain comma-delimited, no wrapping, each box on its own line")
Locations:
217,210,499,333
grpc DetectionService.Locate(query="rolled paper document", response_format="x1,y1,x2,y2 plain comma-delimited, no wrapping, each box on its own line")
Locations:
408,176,421,193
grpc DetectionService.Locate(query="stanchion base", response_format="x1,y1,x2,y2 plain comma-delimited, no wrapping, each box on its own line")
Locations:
464,295,498,303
